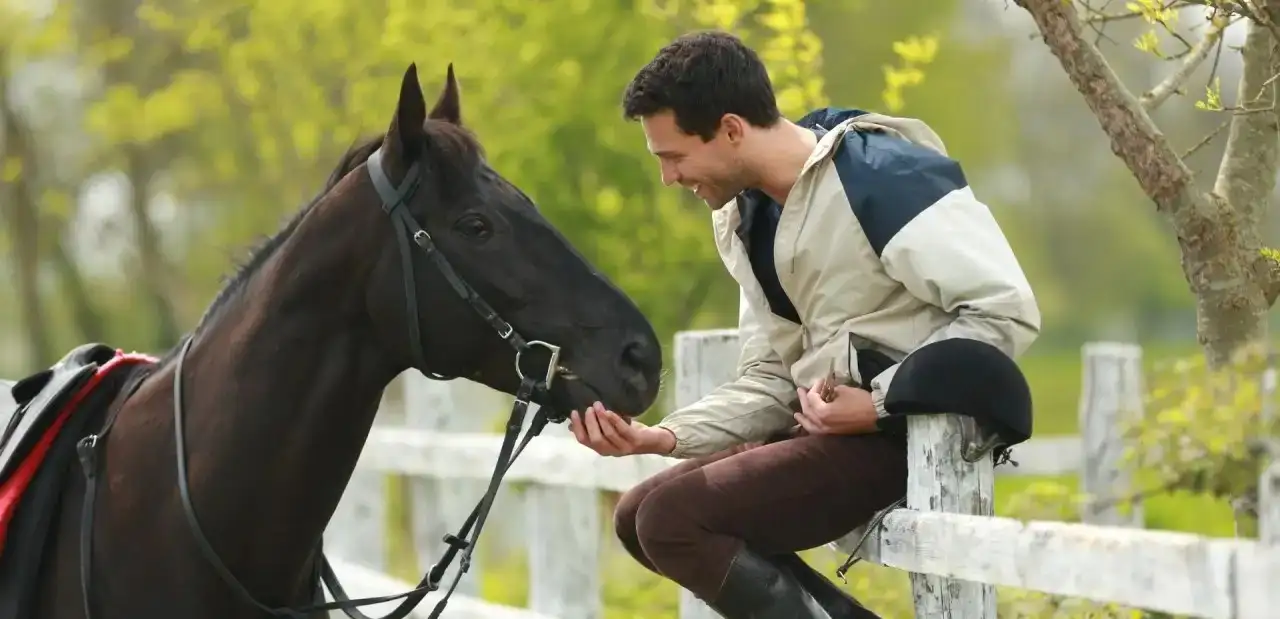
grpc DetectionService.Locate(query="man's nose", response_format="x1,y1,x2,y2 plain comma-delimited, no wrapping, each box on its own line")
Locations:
660,165,678,187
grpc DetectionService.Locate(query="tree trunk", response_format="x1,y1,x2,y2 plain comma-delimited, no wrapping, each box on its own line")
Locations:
0,75,53,368
5,185,51,368
124,148,179,349
48,232,107,343
1179,194,1271,366
1014,0,1280,368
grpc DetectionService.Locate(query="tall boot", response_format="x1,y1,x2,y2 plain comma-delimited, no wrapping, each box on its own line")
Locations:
705,546,832,618
770,552,880,618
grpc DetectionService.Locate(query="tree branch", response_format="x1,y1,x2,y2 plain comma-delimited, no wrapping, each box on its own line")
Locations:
1214,15,1280,229
1014,0,1199,213
1141,16,1229,111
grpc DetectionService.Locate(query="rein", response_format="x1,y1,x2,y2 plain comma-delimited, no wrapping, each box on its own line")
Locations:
73,145,568,619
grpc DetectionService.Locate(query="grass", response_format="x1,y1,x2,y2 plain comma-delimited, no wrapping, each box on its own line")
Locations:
373,341,1243,616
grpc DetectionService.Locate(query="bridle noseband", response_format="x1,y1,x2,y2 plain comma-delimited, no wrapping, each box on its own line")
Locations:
74,144,571,619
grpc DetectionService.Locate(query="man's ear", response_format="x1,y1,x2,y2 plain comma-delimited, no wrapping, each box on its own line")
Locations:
721,113,746,144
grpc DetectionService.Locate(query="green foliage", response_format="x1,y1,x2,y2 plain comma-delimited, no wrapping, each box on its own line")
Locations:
881,35,938,113
1195,76,1224,111
988,341,1279,615
1124,343,1279,509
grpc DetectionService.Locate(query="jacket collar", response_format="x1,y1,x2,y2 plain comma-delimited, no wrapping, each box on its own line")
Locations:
733,106,872,242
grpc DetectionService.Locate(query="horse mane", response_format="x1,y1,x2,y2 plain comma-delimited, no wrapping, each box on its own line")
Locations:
159,120,486,365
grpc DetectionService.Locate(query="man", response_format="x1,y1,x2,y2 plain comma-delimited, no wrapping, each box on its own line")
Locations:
567,31,1040,618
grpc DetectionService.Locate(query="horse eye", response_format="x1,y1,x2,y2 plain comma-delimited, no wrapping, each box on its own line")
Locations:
453,214,491,239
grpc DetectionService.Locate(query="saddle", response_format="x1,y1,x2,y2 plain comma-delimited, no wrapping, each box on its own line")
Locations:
0,343,119,485
0,343,155,619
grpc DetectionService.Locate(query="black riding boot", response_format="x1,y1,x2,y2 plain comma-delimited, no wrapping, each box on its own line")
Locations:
770,551,880,618
706,547,833,619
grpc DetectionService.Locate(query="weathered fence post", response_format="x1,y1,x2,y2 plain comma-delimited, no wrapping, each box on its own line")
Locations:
323,390,391,572
1077,342,1144,527
1260,462,1279,545
525,413,602,618
404,374,491,595
674,328,744,619
1233,363,1280,618
1258,364,1278,546
905,414,998,618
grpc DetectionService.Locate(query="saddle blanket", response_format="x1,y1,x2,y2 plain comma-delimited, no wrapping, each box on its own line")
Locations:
0,350,156,555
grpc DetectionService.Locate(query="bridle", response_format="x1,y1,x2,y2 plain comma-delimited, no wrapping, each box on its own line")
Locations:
73,144,570,619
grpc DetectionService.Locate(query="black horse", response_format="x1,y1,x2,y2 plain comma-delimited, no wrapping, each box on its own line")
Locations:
0,63,662,619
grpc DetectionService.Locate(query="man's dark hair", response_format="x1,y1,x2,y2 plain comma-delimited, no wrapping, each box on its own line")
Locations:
622,31,782,141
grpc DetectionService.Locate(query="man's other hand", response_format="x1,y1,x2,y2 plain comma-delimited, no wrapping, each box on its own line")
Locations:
794,380,879,435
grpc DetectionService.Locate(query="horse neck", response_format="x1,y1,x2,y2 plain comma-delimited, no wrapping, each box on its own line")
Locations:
148,191,402,597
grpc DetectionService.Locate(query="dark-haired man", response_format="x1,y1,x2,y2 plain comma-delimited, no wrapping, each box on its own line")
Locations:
567,30,1040,618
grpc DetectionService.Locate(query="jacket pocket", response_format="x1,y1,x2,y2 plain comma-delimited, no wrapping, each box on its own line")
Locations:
847,332,897,390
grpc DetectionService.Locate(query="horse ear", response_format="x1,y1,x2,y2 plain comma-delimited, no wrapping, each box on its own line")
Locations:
384,63,427,161
427,63,462,125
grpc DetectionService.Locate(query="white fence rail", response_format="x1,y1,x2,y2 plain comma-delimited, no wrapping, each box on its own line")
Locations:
323,331,1279,618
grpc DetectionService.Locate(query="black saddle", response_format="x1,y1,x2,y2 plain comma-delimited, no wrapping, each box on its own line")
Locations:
0,343,150,619
0,343,119,485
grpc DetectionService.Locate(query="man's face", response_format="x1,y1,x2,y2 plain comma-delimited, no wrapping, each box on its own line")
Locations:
641,110,750,210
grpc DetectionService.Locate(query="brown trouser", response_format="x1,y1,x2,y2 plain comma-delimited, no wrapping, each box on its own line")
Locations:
613,432,908,602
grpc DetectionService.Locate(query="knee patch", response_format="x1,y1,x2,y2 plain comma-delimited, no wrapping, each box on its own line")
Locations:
633,473,703,548
613,485,648,545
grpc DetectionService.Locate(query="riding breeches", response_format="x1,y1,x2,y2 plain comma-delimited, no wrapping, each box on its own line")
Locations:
613,431,908,601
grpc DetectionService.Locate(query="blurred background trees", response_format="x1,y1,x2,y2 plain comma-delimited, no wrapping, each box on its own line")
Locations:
3,0,1233,376
3,0,1278,615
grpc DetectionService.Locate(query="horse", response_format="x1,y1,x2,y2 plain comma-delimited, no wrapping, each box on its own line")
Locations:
0,62,663,619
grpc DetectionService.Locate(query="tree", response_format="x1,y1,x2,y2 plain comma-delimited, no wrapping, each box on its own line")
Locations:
1012,0,1280,367
1001,0,1280,559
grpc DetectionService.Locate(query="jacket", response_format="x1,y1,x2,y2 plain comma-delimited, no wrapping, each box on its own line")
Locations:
656,107,1041,459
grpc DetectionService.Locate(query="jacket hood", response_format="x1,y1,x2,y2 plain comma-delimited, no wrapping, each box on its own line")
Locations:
796,106,949,156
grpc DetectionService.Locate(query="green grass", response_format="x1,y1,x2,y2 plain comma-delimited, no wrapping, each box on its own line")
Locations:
1018,339,1205,436
376,342,1243,617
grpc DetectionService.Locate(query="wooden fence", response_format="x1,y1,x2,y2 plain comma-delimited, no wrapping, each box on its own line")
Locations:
321,331,1280,618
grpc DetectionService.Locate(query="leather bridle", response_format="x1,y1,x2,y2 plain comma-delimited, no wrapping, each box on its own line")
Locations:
74,145,569,619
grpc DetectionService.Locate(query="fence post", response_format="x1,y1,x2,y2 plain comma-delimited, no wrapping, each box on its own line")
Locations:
525,415,603,618
674,329,743,619
906,414,997,618
403,375,492,596
1077,342,1144,527
1259,363,1278,545
1260,462,1279,545
1233,363,1280,618
324,399,389,572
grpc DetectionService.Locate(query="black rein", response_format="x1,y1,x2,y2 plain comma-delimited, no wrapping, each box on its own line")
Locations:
73,146,567,619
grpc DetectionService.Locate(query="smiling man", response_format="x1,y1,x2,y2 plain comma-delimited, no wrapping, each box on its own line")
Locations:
566,30,1041,618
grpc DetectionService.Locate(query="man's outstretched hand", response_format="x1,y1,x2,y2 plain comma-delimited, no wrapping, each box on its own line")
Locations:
569,402,676,457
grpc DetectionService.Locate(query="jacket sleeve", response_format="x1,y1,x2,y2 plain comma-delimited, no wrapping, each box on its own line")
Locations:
867,185,1041,417
656,288,798,458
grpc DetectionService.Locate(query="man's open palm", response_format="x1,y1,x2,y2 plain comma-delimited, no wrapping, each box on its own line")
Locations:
569,402,674,457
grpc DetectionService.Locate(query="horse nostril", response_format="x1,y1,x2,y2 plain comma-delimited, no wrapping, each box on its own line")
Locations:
619,337,659,393
620,338,655,372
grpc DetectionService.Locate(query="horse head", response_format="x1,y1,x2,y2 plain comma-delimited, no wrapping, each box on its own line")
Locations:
352,64,663,418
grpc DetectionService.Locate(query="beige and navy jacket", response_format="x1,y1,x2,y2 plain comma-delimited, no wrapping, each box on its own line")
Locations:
657,107,1041,459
